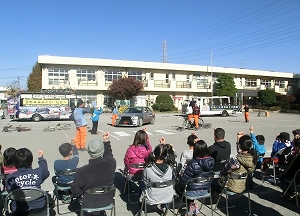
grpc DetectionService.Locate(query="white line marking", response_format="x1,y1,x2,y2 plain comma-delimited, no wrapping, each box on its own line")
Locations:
114,131,131,137
98,129,120,140
154,130,174,135
133,131,153,135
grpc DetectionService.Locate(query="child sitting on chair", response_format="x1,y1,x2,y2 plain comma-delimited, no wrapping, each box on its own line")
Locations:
249,127,266,168
142,143,176,212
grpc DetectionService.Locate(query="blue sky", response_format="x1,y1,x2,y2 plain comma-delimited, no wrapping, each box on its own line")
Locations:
0,0,299,88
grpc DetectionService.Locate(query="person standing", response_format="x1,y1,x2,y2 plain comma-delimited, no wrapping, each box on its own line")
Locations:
73,100,90,150
111,102,119,127
91,106,103,135
192,101,200,129
244,104,250,122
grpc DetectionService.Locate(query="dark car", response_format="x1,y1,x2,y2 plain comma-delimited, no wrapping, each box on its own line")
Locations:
115,106,155,127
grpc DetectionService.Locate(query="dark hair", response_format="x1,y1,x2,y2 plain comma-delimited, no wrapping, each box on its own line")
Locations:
214,128,225,140
132,130,149,150
77,100,84,107
238,135,258,164
146,144,176,167
294,138,300,148
187,134,198,146
165,144,177,167
256,135,265,145
14,148,33,169
193,140,210,158
3,147,16,167
59,143,72,157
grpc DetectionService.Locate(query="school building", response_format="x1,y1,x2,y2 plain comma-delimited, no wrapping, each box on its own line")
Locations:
38,55,300,109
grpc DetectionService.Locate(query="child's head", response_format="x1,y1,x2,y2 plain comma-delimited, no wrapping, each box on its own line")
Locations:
238,135,252,151
277,132,290,142
292,129,300,140
193,140,210,158
214,128,225,141
59,143,73,157
14,148,33,169
152,144,168,161
3,147,16,167
133,130,148,148
256,135,265,145
187,134,198,147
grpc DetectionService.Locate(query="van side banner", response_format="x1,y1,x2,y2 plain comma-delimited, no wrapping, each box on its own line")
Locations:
23,98,69,106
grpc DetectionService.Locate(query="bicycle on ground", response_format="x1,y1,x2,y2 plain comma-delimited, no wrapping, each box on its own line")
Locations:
2,124,32,132
43,123,72,132
178,115,204,131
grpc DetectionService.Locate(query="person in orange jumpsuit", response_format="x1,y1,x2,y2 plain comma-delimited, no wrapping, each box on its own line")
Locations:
244,104,250,122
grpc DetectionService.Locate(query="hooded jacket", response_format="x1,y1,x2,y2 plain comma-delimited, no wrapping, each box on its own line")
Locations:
179,156,215,191
208,141,231,162
219,153,256,193
142,162,174,205
124,135,152,175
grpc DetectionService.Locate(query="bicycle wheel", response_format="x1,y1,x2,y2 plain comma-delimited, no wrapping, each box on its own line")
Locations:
43,127,55,132
198,118,204,129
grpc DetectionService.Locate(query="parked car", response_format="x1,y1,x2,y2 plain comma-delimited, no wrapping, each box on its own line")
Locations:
115,106,155,127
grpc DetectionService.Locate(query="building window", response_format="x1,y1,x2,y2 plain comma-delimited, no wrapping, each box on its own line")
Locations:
261,79,272,88
166,73,169,83
76,91,97,103
193,74,208,86
103,94,114,107
275,80,285,88
245,79,257,87
77,68,96,81
104,68,122,81
150,72,154,80
48,67,69,86
128,70,142,81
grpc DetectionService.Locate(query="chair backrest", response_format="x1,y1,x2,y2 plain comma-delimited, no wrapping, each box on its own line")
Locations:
213,158,229,172
84,185,116,195
130,163,145,169
145,180,174,189
187,174,214,185
56,169,76,176
275,147,292,157
4,187,49,214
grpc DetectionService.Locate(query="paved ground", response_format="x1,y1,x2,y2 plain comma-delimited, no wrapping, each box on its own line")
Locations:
0,111,300,215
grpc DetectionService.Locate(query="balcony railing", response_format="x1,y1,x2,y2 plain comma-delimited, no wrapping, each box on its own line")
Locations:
154,80,170,88
78,79,98,86
176,81,190,88
197,83,211,89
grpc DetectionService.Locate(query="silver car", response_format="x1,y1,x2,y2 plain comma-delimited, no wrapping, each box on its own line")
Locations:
116,106,155,127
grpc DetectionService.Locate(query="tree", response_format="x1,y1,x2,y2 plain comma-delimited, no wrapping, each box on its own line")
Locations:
108,77,144,100
152,94,174,112
257,89,276,107
215,73,237,97
5,80,20,98
27,62,42,92
276,93,296,110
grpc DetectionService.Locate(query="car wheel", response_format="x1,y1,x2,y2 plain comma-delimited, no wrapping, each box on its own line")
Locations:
221,110,229,117
32,114,42,122
138,118,143,127
150,117,155,125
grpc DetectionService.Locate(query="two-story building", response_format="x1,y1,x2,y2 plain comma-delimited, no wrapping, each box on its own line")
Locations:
38,55,300,109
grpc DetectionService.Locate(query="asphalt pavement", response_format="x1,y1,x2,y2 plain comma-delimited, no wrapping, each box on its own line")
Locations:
0,111,300,215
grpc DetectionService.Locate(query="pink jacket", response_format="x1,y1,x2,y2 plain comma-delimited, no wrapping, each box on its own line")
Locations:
124,136,152,175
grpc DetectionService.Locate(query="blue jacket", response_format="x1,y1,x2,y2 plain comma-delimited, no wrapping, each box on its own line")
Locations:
73,106,90,128
179,156,214,191
271,139,291,158
250,133,266,166
91,108,103,122
6,157,50,212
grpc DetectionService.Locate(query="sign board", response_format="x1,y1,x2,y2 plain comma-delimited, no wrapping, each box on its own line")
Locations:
22,98,69,106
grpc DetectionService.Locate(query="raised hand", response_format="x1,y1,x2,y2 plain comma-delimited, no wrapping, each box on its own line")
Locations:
159,137,166,144
38,150,44,158
103,132,110,141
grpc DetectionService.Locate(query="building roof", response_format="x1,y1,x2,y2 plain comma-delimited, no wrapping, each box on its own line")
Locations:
38,55,294,78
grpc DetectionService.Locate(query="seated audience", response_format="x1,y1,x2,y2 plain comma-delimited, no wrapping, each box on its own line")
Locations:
71,132,116,215
124,127,152,180
249,127,266,168
280,138,300,197
178,132,198,175
6,148,50,215
53,139,79,203
208,128,231,171
142,144,176,212
176,140,215,215
291,129,300,155
2,147,17,175
211,133,257,195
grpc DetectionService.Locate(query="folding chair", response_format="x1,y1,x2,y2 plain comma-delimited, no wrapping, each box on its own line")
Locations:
177,173,214,216
214,172,252,216
4,187,50,215
262,147,291,185
53,168,76,214
123,163,145,204
80,184,116,216
140,179,175,216
213,158,229,177
282,169,300,209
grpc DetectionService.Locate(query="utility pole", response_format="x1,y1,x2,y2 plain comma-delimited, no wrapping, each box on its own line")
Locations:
210,50,213,96
17,76,20,91
162,40,167,63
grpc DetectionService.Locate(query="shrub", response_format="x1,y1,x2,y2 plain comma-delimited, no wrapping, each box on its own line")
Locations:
152,94,174,112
